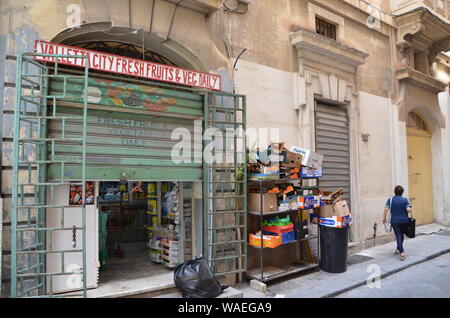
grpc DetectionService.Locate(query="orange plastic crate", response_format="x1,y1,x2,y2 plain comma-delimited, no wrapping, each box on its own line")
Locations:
249,233,282,248
262,224,294,234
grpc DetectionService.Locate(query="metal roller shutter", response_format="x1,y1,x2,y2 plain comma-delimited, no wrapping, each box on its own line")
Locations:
48,75,203,181
315,103,351,207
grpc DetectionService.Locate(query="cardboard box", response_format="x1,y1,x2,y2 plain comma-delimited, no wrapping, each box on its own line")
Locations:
319,200,350,217
284,150,302,167
298,195,321,209
290,146,324,169
319,204,335,218
333,200,350,216
319,214,353,228
248,193,278,213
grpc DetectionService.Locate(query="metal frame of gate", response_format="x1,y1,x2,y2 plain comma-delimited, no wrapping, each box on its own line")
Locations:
203,92,247,280
11,51,248,297
11,52,89,298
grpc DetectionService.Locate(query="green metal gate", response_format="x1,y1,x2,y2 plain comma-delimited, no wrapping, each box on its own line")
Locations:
11,51,248,296
203,92,247,280
11,52,89,297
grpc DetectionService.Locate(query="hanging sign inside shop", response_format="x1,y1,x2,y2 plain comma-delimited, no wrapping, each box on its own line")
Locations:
34,40,221,91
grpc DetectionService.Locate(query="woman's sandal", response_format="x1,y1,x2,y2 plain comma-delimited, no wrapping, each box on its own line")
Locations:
394,249,400,255
400,253,406,261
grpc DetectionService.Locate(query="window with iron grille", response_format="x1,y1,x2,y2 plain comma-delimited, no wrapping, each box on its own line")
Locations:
316,17,337,40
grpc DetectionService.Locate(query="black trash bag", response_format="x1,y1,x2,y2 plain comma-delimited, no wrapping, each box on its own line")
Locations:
174,257,227,298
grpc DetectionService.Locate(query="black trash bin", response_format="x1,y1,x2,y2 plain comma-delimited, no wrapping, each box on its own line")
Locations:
319,225,348,273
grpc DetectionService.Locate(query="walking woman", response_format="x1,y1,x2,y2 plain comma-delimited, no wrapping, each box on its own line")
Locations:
383,185,413,261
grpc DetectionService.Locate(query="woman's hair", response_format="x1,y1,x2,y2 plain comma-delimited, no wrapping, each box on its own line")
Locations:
394,185,404,196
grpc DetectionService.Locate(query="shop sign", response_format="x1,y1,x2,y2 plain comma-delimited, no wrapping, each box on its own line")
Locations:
34,40,221,91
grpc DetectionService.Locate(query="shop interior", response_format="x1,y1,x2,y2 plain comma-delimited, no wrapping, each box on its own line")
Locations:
93,181,194,296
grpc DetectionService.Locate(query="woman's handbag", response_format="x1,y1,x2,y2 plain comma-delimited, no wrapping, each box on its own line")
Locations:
405,217,416,238
384,197,392,233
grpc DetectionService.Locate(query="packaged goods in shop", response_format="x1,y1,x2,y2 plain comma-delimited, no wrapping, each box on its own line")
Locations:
278,195,298,211
248,192,278,212
300,167,323,178
298,195,321,209
249,232,282,248
147,182,157,196
278,200,289,211
319,214,353,228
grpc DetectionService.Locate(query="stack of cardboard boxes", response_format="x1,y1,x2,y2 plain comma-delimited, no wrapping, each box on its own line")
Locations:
318,189,352,228
247,144,326,248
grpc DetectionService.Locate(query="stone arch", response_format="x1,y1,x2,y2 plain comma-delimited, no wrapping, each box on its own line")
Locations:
50,22,208,72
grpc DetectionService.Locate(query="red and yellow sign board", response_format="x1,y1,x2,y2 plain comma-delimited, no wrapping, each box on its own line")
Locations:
34,40,221,91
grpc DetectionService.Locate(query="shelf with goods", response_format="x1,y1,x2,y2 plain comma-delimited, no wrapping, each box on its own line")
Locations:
147,181,183,268
246,177,321,283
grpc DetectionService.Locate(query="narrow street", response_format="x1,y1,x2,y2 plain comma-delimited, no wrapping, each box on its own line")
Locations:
237,226,450,298
337,252,450,298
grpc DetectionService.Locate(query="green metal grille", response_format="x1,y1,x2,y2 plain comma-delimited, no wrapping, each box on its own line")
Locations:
11,53,89,298
203,92,247,281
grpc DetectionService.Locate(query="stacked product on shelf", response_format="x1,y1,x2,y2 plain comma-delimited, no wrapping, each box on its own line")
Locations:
146,182,158,257
182,197,193,261
246,142,325,283
262,216,296,245
162,239,179,268
318,188,352,228
144,182,183,267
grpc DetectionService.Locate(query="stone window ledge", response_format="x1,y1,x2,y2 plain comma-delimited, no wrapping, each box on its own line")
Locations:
396,67,448,93
290,28,369,68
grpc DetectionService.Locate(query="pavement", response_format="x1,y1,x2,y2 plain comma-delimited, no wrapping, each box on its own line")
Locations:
236,223,450,298
154,286,244,298
336,252,450,298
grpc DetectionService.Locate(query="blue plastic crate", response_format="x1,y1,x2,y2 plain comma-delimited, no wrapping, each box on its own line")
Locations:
263,230,296,244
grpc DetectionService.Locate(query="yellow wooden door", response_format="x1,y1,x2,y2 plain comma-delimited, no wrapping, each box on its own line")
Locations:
407,127,434,225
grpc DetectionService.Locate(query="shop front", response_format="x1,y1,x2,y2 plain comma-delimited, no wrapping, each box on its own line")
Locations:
10,39,247,297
